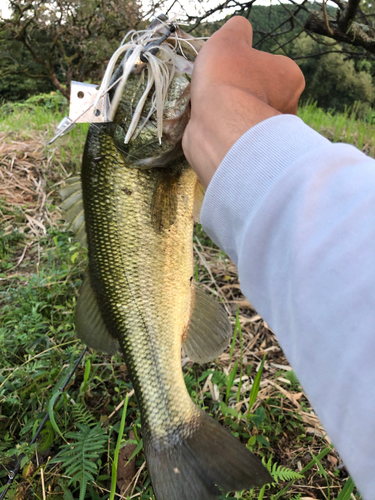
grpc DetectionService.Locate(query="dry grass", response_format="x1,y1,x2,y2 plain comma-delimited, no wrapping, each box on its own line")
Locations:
191,240,347,498
0,119,361,498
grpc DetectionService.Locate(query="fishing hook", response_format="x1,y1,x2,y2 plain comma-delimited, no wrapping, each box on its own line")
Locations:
140,24,176,63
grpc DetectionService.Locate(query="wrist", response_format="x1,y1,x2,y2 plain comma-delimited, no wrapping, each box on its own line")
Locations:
184,85,280,188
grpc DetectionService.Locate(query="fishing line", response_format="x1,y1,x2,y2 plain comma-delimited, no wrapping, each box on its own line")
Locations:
0,346,88,500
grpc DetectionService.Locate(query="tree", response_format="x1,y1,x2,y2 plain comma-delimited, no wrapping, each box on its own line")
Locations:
184,0,374,111
0,0,144,100
181,0,375,58
290,33,374,110
0,24,55,100
304,0,375,54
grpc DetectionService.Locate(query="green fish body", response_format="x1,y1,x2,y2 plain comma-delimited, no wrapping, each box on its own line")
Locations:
61,24,271,500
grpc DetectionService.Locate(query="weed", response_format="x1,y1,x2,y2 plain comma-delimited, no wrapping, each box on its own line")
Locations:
0,96,367,499
298,100,375,158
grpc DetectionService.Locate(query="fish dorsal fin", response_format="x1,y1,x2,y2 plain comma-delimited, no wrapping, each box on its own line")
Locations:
59,176,87,247
193,179,205,223
183,286,231,364
75,275,119,355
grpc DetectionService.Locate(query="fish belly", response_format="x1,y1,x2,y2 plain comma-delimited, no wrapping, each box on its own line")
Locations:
82,126,199,444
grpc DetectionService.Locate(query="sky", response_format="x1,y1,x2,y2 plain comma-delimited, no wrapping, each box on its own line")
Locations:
0,0,336,24
0,0,10,18
0,0,275,21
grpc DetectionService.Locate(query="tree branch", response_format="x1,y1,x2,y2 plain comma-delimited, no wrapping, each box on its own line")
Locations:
253,0,308,48
292,49,371,60
305,10,375,53
0,67,50,79
338,0,361,32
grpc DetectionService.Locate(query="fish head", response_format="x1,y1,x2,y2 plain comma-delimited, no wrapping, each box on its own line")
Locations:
109,24,203,168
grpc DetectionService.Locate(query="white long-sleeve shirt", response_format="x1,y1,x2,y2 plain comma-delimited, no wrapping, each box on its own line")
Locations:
201,115,375,500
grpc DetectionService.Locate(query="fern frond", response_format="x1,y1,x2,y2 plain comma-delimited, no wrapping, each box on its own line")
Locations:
51,423,107,500
271,463,304,483
262,457,304,485
58,479,74,500
71,403,96,427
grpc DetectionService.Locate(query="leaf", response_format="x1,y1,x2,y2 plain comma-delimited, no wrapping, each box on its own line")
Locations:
225,359,238,403
256,434,270,448
253,406,266,427
38,422,54,453
248,354,266,413
51,423,107,500
110,393,130,500
71,252,79,263
48,391,65,440
310,452,330,500
336,477,355,500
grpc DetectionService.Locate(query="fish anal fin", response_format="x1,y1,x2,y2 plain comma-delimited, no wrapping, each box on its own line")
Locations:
76,276,119,355
144,409,271,500
183,286,232,364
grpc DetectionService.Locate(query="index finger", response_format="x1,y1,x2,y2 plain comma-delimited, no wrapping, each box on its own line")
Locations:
191,17,254,88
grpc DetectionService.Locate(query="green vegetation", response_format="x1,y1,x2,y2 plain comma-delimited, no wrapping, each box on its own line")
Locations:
0,0,142,100
299,101,375,156
192,4,375,113
1,96,371,498
2,2,374,113
290,35,375,114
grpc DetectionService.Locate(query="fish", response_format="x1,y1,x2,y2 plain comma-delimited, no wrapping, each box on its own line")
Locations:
60,17,271,500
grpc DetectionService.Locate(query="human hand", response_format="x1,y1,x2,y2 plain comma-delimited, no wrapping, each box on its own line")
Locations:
182,16,305,188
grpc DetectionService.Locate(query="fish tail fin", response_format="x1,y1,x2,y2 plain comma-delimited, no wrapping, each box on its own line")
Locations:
144,410,271,500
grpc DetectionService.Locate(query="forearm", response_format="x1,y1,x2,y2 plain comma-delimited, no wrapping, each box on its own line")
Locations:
201,114,375,500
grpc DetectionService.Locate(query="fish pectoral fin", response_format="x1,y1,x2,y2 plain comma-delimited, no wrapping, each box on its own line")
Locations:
183,286,232,364
75,276,119,355
59,176,87,248
144,409,271,500
193,179,205,223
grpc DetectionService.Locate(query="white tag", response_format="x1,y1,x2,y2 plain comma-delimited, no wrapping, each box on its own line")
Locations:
69,81,110,123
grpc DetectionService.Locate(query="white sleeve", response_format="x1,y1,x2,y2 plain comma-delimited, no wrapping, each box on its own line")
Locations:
200,114,375,500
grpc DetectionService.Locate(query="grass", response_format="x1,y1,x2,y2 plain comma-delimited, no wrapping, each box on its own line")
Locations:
298,100,375,157
1,94,372,499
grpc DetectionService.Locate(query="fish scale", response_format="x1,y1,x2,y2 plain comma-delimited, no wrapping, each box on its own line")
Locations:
61,21,272,498
82,126,199,444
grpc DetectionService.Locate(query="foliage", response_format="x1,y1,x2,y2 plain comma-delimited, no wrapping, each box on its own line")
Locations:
268,461,304,484
291,35,374,112
0,0,143,100
187,0,375,55
1,99,370,498
51,422,107,500
1,1,374,113
1,91,67,114
0,26,54,101
298,101,375,154
192,4,375,113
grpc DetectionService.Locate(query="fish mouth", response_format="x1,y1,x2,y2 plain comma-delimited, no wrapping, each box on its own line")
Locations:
93,15,200,160
110,59,192,168
114,135,184,169
132,140,185,168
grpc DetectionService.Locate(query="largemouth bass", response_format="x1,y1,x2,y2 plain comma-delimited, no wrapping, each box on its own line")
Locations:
61,18,271,500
